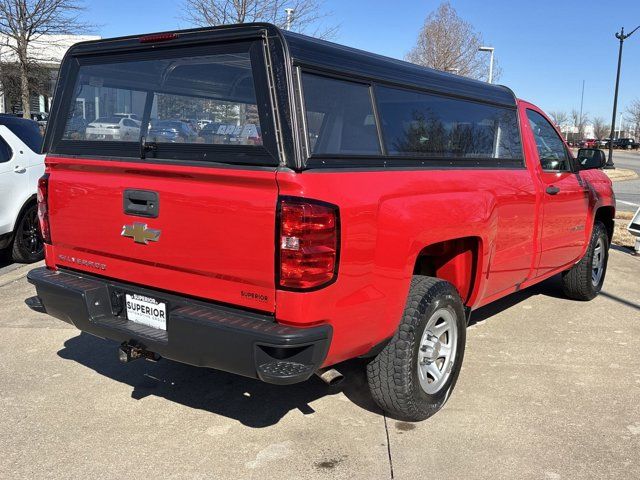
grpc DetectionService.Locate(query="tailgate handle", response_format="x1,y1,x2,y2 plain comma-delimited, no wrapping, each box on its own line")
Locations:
123,189,159,218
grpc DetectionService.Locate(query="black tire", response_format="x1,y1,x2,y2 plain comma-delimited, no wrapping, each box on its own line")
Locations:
11,203,44,263
561,221,609,301
367,276,466,421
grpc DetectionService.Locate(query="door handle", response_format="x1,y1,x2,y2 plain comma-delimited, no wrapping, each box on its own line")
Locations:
13,165,26,174
545,185,560,195
123,189,159,218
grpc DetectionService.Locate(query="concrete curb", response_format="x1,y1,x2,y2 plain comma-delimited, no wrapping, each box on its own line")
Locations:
0,260,44,288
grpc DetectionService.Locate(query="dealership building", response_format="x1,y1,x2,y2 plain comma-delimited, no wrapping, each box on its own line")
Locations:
0,34,100,115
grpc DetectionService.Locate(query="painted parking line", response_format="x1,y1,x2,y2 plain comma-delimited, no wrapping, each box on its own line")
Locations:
617,200,640,207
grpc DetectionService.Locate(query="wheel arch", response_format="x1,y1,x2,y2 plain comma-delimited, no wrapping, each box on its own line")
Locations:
412,236,484,307
11,194,38,233
594,205,615,243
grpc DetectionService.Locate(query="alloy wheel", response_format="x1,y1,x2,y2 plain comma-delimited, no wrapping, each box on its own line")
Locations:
417,307,458,394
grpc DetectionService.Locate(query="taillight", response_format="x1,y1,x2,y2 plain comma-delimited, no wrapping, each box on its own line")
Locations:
37,174,51,244
278,197,339,290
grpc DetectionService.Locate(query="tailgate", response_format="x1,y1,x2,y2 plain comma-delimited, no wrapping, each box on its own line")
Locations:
48,157,278,312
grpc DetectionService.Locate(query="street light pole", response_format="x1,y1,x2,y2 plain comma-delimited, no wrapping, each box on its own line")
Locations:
478,46,494,84
285,8,295,30
606,25,640,169
579,79,585,137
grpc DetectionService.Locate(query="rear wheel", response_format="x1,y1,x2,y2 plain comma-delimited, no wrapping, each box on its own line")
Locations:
367,276,466,421
561,221,609,301
11,204,44,263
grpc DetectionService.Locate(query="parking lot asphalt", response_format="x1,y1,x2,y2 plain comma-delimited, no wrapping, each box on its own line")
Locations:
1,250,639,480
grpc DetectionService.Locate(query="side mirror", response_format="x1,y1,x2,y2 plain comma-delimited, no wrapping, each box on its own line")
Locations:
576,148,606,170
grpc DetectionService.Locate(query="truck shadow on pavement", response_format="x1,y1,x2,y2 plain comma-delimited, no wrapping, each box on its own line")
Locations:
469,274,567,325
470,272,640,322
56,273,601,427
57,333,380,428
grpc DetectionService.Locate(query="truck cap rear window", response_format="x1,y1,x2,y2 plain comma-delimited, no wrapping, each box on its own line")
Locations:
49,41,277,165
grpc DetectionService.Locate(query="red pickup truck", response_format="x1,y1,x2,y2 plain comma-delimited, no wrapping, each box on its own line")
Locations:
27,24,615,421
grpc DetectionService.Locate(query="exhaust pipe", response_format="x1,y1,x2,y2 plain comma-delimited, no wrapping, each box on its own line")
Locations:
316,367,344,386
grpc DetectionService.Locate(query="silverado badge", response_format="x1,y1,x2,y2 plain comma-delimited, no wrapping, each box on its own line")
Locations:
121,223,161,245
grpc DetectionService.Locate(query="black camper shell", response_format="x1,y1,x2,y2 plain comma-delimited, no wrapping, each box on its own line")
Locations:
44,23,520,171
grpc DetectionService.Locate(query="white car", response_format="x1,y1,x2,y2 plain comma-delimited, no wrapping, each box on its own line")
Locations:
114,113,141,121
0,116,45,262
85,116,141,141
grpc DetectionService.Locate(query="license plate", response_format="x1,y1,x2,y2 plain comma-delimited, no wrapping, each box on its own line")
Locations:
125,293,166,330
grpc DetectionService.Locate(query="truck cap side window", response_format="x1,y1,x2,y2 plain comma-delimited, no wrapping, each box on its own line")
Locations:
301,73,381,156
375,86,522,161
526,109,570,171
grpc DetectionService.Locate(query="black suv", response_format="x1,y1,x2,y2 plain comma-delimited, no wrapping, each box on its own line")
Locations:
614,138,639,150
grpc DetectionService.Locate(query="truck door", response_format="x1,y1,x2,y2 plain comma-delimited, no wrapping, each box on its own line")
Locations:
524,108,589,276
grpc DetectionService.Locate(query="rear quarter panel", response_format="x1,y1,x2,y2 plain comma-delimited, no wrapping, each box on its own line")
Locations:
276,167,537,366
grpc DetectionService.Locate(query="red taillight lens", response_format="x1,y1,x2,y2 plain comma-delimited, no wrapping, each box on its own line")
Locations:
278,198,339,290
37,174,51,244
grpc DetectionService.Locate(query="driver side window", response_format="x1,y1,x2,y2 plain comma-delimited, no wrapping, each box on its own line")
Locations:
526,109,570,171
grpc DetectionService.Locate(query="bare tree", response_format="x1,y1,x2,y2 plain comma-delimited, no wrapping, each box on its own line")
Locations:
181,0,337,38
591,117,609,140
626,99,640,139
570,108,589,138
405,2,499,81
0,61,50,109
0,0,89,118
548,111,568,128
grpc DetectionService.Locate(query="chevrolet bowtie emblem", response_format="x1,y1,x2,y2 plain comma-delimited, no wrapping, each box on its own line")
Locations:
121,223,161,245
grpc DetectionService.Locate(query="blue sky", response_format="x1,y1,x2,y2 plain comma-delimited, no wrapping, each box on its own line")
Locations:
87,0,640,124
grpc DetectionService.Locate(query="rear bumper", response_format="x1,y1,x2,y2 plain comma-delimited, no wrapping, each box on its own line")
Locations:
26,267,331,385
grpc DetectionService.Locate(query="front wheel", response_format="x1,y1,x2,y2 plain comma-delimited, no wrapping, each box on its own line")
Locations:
562,221,609,301
11,204,44,263
367,276,466,421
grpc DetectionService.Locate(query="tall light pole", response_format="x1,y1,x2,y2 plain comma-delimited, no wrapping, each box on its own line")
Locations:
579,80,585,138
285,8,295,30
606,25,640,169
478,46,494,84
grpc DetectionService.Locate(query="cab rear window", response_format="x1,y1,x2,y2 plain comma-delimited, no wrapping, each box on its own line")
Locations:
50,41,276,165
